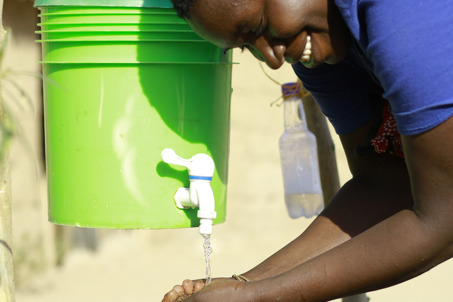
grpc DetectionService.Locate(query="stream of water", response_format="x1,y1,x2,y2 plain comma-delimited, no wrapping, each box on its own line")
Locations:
201,234,212,285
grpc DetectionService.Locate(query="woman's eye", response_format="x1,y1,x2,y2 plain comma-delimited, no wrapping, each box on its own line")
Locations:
238,44,252,53
252,20,264,36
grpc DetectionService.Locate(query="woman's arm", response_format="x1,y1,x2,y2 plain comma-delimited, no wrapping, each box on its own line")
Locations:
242,116,453,301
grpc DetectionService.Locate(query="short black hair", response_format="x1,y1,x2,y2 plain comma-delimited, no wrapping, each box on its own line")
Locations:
170,0,197,18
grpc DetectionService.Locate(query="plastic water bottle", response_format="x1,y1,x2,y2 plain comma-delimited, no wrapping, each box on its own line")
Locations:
279,82,323,218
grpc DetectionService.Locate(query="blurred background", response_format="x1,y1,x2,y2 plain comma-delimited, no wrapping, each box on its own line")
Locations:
2,0,453,301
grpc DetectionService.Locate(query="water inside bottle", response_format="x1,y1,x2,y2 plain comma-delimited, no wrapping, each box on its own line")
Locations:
284,193,324,218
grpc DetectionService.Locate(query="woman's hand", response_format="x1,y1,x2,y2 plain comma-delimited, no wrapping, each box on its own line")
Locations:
162,279,205,302
161,278,247,302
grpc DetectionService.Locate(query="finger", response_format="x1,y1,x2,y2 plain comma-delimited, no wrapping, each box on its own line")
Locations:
182,279,194,296
162,289,178,302
173,285,184,296
193,281,205,293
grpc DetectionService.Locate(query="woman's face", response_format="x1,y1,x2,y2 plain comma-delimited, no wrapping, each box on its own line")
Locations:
186,0,351,69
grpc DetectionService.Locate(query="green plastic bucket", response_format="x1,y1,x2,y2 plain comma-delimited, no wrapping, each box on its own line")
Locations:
35,0,232,229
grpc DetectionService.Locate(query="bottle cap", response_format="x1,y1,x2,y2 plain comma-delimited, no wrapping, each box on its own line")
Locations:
281,82,301,98
281,80,311,101
282,81,310,100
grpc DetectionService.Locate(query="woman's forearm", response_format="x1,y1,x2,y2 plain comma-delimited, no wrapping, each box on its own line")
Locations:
242,176,413,281
250,209,453,302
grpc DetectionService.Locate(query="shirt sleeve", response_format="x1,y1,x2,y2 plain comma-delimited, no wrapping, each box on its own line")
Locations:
359,0,453,136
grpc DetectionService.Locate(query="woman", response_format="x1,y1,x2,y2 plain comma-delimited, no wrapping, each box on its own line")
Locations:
163,0,453,301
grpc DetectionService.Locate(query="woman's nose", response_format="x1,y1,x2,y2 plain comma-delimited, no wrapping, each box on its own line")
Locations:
251,39,286,69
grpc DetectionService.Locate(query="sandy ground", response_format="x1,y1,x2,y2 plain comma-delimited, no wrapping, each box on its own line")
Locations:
15,49,453,302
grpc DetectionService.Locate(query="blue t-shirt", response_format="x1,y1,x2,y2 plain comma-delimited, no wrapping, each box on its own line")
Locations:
293,0,453,136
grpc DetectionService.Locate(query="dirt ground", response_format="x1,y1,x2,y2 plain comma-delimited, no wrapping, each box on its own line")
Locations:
15,49,453,302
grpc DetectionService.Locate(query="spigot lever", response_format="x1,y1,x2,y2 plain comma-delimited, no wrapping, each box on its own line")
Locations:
161,148,217,235
161,148,215,177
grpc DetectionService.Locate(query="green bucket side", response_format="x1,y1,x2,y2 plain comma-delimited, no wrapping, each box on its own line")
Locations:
43,62,232,229
39,40,228,63
35,0,174,8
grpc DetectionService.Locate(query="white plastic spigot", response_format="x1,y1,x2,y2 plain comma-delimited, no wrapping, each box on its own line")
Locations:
161,148,217,235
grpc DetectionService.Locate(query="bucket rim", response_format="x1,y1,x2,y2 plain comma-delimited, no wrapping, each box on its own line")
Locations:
38,22,186,26
36,29,194,33
36,38,208,42
34,0,174,8
38,11,177,16
37,22,186,25
38,10,176,16
38,61,235,64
